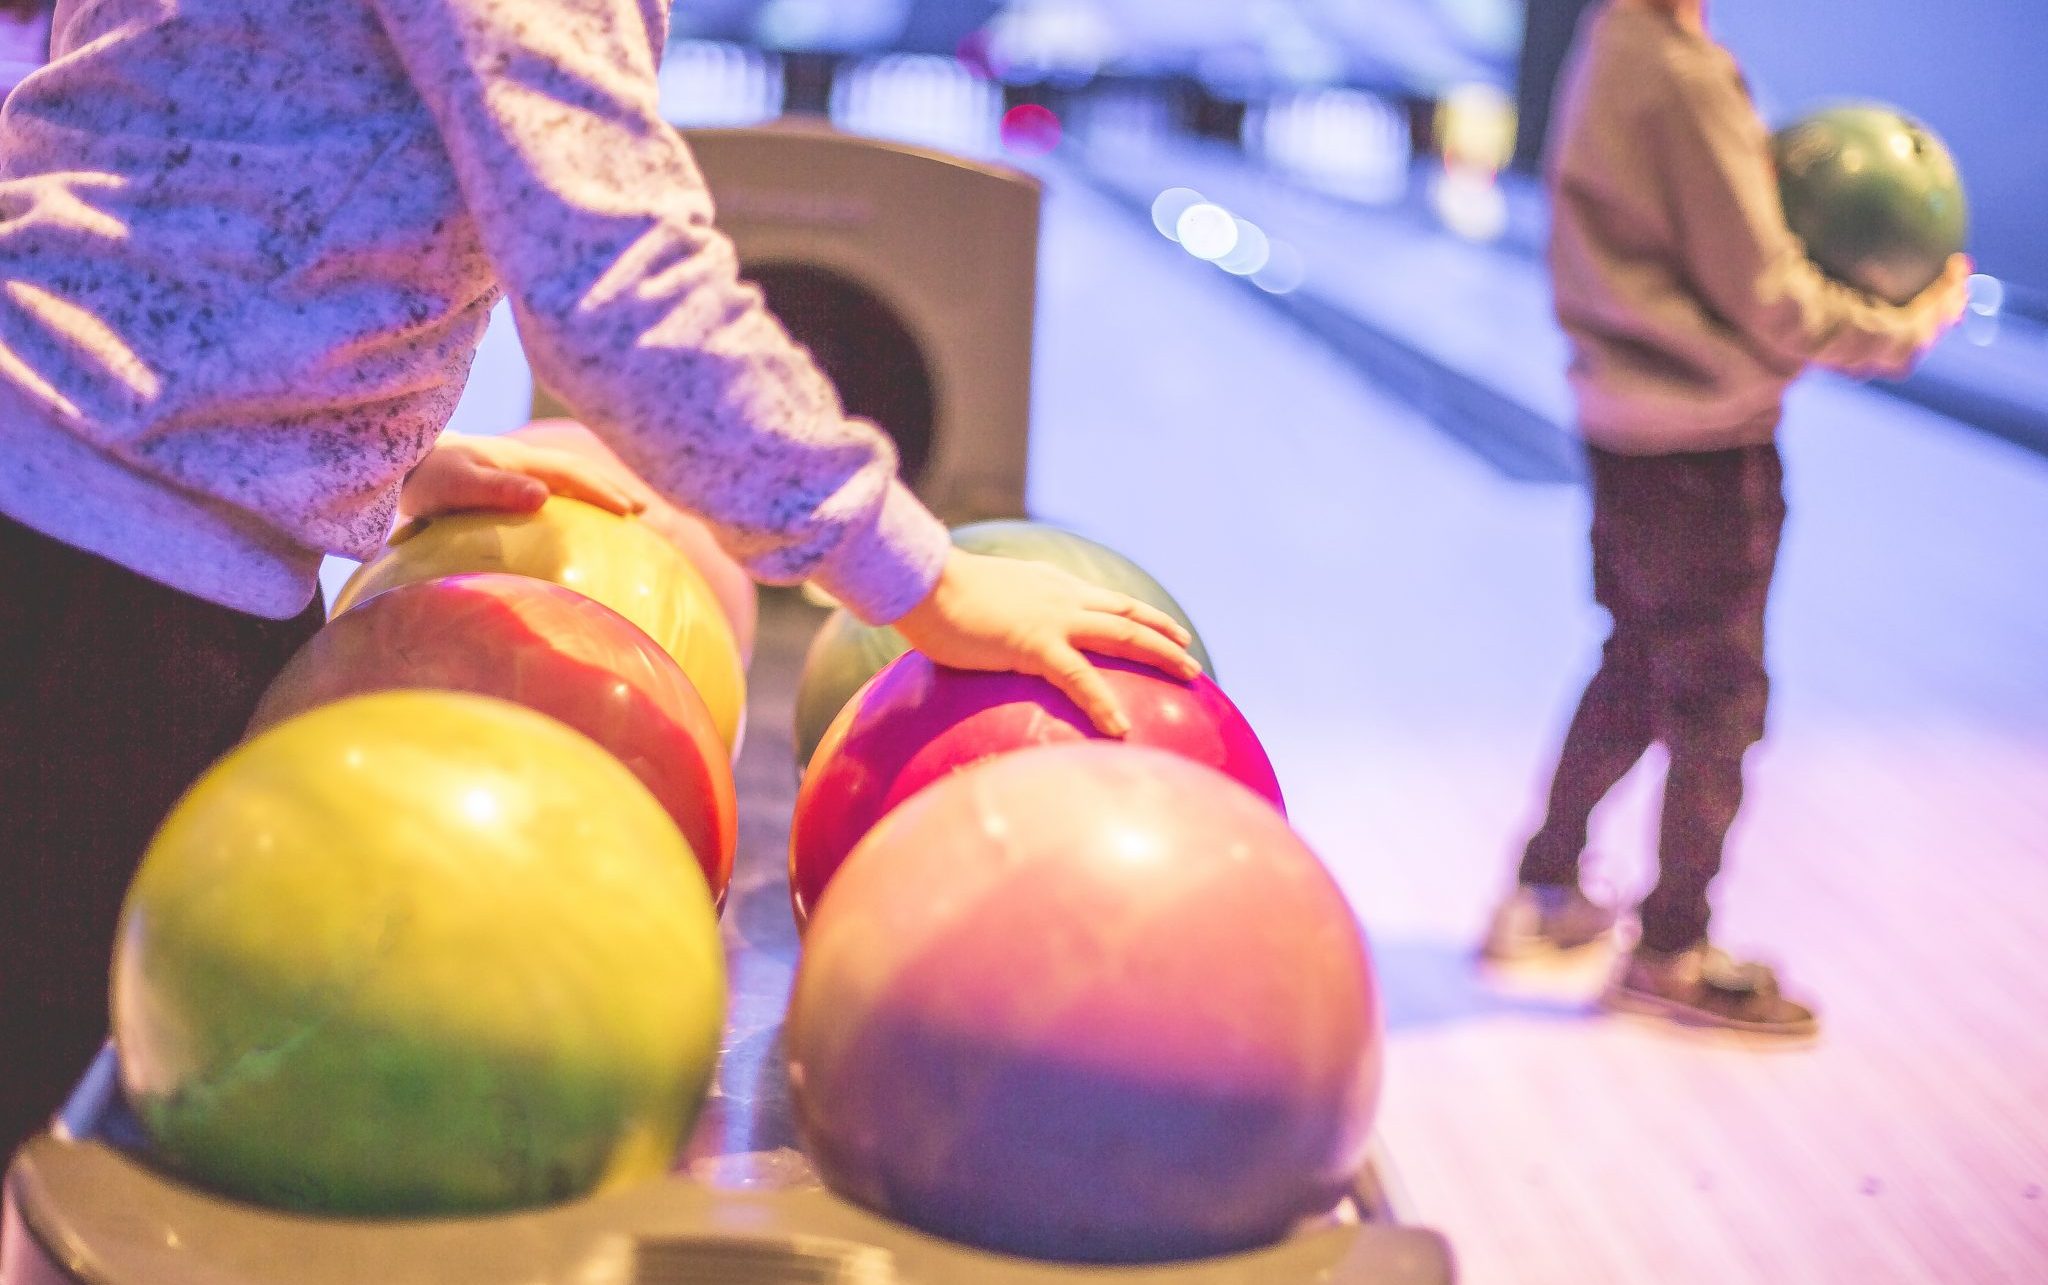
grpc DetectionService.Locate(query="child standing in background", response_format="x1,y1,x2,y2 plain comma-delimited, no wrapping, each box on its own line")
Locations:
1480,0,1969,1039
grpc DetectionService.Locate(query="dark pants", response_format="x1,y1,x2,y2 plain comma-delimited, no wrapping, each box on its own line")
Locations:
1,515,323,1156
1521,442,1786,953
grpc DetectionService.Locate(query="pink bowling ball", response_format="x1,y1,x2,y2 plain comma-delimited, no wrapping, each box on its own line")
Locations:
787,742,1380,1263
789,651,1284,927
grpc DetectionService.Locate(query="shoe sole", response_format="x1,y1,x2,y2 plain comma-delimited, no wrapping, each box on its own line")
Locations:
1477,927,1622,966
1601,988,1819,1047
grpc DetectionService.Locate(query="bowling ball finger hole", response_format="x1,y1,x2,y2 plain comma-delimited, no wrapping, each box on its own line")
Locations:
632,1234,900,1284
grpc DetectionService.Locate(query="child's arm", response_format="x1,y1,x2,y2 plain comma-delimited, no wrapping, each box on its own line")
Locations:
364,0,942,626
364,0,1199,733
1652,62,1963,379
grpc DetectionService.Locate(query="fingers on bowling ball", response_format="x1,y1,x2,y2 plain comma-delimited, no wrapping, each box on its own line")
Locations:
949,520,1215,674
506,419,759,663
790,519,1215,776
335,494,748,754
789,649,1282,928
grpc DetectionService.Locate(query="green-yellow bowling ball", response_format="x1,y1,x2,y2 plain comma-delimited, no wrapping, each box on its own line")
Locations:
1774,103,1967,305
112,690,726,1216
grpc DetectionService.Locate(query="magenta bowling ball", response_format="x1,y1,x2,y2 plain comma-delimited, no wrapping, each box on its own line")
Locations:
788,652,1283,927
787,743,1381,1263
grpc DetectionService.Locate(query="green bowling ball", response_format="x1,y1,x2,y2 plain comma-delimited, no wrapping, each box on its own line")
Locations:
1773,103,1967,305
790,521,1215,773
112,691,727,1217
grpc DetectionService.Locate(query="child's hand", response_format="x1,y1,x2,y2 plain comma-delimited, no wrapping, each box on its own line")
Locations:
1906,254,1973,350
891,550,1202,738
399,432,648,521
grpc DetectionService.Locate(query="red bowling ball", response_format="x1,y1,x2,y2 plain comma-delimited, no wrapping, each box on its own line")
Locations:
251,574,737,906
787,743,1381,1264
789,652,1283,927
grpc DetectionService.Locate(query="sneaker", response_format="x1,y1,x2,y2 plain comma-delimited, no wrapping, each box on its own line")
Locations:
1603,943,1818,1042
1478,884,1620,961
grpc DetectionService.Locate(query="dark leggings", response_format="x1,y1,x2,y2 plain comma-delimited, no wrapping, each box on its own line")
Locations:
1521,442,1786,953
0,514,322,1155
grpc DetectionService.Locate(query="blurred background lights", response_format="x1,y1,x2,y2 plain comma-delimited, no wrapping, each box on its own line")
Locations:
1435,81,1518,175
658,40,784,126
830,53,1001,156
1176,203,1240,261
1432,165,1510,242
999,103,1064,155
1216,217,1272,276
1151,187,1206,242
1248,87,1411,204
1967,273,2005,316
1963,273,2005,346
1259,12,1347,87
1253,240,1307,295
981,0,1117,86
1431,80,1517,242
756,0,911,53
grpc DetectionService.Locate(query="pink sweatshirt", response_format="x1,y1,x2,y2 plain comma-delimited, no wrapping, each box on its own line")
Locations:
0,0,948,622
1547,2,1930,452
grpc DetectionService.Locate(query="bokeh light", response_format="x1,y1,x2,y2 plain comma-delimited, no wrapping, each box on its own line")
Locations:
1436,82,1518,175
1248,87,1411,205
1000,103,1063,155
1963,273,2005,347
1216,218,1272,276
1967,273,2005,316
1176,203,1240,261
1253,240,1308,295
1432,167,1509,242
830,53,1001,156
1151,187,1206,242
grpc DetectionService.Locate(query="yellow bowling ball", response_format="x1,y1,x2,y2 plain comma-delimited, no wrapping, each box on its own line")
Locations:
334,497,747,752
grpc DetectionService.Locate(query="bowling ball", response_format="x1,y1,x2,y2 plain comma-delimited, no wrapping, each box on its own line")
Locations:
113,691,726,1216
790,520,1214,772
790,608,915,774
1773,103,1967,304
790,651,1282,927
788,743,1382,1264
506,419,759,664
249,574,738,907
333,495,747,753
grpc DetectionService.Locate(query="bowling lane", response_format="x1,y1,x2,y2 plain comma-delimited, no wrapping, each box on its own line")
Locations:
1069,130,1579,473
1018,154,2048,1282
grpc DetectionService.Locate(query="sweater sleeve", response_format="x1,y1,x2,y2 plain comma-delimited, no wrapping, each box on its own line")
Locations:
1652,59,1928,380
363,0,947,624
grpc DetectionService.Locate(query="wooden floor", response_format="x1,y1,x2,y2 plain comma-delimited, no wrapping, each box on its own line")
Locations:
1017,163,2048,1284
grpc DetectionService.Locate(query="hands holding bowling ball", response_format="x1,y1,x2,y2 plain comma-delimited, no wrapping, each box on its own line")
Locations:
398,429,649,522
1772,101,1975,365
893,549,1202,739
1903,252,1973,353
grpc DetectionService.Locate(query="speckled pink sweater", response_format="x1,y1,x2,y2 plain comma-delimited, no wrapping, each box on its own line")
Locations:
0,0,948,623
